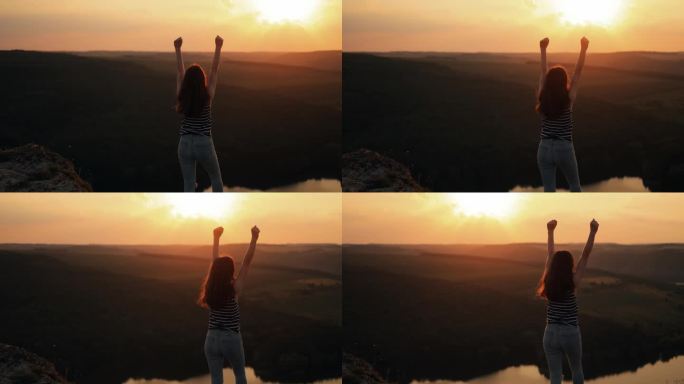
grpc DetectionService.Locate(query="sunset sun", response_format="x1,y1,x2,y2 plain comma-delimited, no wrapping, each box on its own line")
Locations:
155,194,240,221
552,0,626,26
249,0,321,24
447,194,522,220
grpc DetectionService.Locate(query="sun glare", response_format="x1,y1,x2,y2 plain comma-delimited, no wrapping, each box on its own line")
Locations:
447,194,522,220
249,0,321,24
156,194,239,221
552,0,625,26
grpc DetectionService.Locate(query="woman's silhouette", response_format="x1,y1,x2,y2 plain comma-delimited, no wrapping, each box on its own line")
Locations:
174,36,225,192
536,37,589,192
198,225,260,384
537,218,599,384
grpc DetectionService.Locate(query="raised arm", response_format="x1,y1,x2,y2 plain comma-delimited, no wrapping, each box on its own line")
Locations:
544,219,557,273
207,35,224,101
538,38,549,97
235,226,260,294
574,219,599,286
569,37,589,102
174,37,185,95
212,226,223,260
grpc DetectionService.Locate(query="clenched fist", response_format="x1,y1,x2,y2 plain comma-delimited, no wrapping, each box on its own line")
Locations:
580,36,590,51
589,218,599,233
540,37,550,50
251,225,260,240
547,219,557,231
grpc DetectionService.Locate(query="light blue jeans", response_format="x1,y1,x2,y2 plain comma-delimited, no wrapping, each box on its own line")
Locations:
537,139,582,192
178,134,223,192
204,329,246,384
543,324,584,384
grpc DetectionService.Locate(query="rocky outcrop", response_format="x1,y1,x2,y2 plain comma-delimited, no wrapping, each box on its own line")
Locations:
342,149,426,192
0,144,92,191
0,344,69,384
343,353,388,384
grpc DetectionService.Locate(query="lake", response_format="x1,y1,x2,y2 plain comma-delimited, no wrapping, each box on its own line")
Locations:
411,355,684,384
205,178,342,192
511,177,650,192
125,367,341,384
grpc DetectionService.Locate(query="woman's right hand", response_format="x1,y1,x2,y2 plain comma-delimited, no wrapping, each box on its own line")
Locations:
174,37,183,49
590,218,599,233
213,226,224,238
580,36,590,51
547,219,557,231
251,225,260,240
215,35,224,49
540,37,550,50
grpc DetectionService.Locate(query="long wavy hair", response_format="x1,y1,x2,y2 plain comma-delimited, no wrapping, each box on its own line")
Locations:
197,256,236,309
176,64,210,118
536,66,571,119
536,250,575,301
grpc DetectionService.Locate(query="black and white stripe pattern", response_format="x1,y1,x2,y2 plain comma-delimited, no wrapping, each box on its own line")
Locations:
180,104,212,136
540,108,573,142
208,297,240,333
546,291,578,326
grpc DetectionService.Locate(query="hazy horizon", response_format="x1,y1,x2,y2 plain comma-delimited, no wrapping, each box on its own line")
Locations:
344,0,683,52
343,194,684,244
341,241,684,246
0,242,342,246
343,49,684,54
0,0,341,51
0,193,342,245
2,48,341,53
3,241,679,246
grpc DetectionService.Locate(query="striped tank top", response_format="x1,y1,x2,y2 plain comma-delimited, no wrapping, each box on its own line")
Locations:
208,296,240,333
180,104,212,136
540,107,573,142
546,291,578,326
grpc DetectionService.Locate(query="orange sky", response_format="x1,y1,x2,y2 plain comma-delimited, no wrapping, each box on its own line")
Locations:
344,0,684,52
3,193,683,245
343,193,684,244
0,193,341,245
0,0,341,51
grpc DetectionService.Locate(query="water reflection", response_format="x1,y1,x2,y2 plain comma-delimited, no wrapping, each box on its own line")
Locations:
124,367,341,384
511,177,649,192
204,178,341,192
411,355,684,384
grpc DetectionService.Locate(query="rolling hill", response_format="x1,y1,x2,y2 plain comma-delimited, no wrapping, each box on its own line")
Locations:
343,52,684,191
0,50,341,191
0,244,341,384
343,244,684,383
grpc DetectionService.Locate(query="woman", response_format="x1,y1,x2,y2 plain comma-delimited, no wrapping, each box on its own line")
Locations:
536,37,589,192
537,218,599,384
198,225,260,384
174,35,225,192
